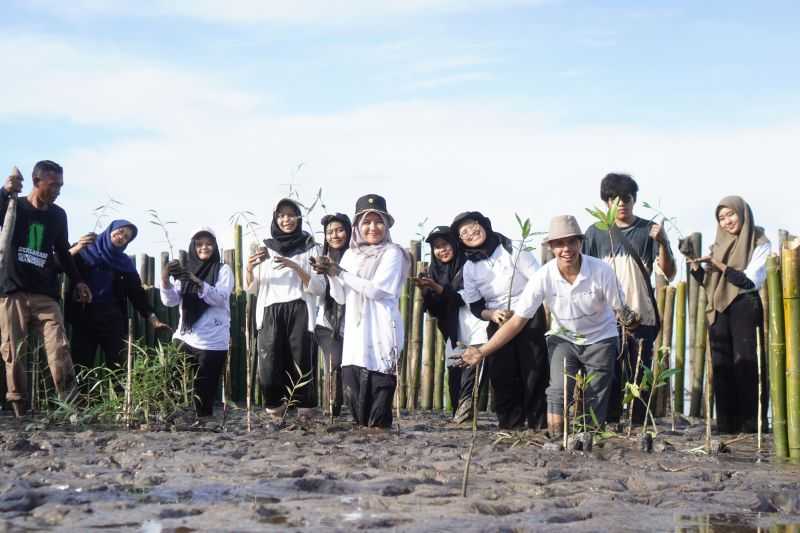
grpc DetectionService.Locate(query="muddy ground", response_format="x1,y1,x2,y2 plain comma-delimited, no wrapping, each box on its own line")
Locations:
1,408,800,532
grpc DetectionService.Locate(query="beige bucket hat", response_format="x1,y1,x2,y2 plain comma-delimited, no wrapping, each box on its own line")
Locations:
544,215,584,244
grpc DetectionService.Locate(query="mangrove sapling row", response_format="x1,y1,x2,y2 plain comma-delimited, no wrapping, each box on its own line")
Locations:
45,341,198,428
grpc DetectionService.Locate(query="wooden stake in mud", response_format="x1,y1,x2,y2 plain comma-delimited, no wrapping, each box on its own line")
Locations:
627,339,644,438
563,356,568,449
125,317,134,428
461,359,485,497
689,287,708,417
767,255,788,458
328,350,335,425
421,316,436,410
245,293,253,432
704,332,712,452
655,286,676,417
756,327,763,454
674,281,687,416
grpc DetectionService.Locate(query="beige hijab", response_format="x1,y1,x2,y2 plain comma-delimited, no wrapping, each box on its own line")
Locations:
704,196,769,325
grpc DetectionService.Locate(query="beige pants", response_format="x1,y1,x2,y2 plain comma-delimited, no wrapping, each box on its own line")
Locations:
0,292,75,402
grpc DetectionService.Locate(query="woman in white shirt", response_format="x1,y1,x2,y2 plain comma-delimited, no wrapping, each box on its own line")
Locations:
313,194,410,428
161,228,233,418
314,212,352,417
684,196,770,434
246,199,324,419
451,211,549,430
415,225,488,424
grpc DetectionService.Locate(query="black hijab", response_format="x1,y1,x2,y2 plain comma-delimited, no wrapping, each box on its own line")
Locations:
424,226,470,348
426,226,465,291
450,211,512,262
321,213,352,338
180,229,222,334
265,198,315,257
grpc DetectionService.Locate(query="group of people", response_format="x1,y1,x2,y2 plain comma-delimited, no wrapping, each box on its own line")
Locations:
0,163,770,437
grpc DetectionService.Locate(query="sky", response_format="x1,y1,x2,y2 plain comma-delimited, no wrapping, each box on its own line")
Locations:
2,0,799,277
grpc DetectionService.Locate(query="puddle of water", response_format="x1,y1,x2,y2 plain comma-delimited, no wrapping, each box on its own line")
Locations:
676,512,800,532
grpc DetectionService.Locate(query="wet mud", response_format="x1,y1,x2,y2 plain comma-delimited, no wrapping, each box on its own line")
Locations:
1,410,800,531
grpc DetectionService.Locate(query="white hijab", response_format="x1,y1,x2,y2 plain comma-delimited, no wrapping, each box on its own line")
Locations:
349,210,411,324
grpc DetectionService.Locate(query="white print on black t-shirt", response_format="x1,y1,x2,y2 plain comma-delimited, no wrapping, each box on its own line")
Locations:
17,247,47,268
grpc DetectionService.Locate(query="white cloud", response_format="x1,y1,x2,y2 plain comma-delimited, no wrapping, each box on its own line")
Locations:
2,32,799,273
29,0,555,25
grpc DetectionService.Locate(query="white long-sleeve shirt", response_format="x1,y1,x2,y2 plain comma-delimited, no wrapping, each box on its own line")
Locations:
461,244,540,310
246,246,325,332
744,241,771,290
513,255,623,345
328,245,406,374
160,264,234,351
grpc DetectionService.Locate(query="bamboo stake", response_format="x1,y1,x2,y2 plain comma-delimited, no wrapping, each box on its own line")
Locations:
443,365,452,413
674,282,687,415
704,332,712,452
767,255,788,457
686,233,702,367
653,286,667,353
461,359,484,497
627,340,644,437
407,267,425,411
782,239,800,460
756,327,763,454
397,278,410,410
125,317,134,429
328,350,334,424
245,292,253,432
689,287,708,417
563,356,568,449
655,286,676,416
433,328,445,411
420,316,436,410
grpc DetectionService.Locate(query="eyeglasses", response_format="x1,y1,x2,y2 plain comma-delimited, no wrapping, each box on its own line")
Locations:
458,222,481,239
614,195,634,205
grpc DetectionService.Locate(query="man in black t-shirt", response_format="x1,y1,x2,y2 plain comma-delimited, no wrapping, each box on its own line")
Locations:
583,173,675,424
1,161,92,417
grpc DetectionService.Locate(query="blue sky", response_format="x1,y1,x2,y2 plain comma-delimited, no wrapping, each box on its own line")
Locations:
1,0,798,265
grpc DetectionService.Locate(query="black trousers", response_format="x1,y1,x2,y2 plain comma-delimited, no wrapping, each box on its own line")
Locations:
70,303,128,369
315,325,344,416
486,306,549,430
182,344,227,417
708,292,765,434
257,299,313,408
606,324,659,425
342,365,396,428
448,364,477,418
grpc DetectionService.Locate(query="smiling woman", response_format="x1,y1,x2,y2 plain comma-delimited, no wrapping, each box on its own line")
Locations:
683,196,771,434
66,219,169,374
313,194,410,428
246,198,325,421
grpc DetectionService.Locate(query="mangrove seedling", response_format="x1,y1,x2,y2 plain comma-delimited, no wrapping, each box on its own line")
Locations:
641,200,685,239
146,209,177,259
281,361,314,425
92,197,124,233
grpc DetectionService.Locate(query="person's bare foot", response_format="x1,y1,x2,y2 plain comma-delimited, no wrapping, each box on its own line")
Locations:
11,401,26,419
265,404,287,419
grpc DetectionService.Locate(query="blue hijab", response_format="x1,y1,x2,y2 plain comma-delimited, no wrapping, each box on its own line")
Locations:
79,219,138,303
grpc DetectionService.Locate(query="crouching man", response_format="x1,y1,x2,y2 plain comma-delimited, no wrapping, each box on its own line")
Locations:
460,215,636,435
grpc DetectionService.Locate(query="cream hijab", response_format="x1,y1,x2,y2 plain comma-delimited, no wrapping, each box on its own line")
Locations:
349,210,411,324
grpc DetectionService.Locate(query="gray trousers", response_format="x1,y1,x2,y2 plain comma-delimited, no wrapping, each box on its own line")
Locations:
545,335,618,424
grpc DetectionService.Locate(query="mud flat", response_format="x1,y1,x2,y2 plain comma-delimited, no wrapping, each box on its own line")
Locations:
2,409,800,532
